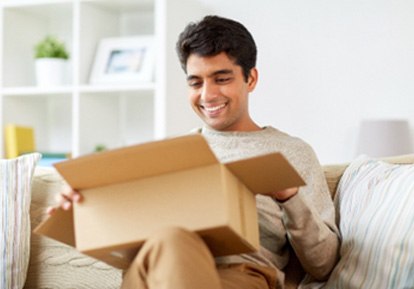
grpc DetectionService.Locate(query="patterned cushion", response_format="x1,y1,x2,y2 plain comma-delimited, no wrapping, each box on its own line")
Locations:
0,153,40,289
324,156,414,288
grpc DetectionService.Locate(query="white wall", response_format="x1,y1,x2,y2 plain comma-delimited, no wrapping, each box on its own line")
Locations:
196,0,414,164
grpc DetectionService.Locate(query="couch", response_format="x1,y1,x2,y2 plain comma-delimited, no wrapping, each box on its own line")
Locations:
24,154,414,289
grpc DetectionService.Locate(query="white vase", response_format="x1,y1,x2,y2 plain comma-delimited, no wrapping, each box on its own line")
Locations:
35,58,68,87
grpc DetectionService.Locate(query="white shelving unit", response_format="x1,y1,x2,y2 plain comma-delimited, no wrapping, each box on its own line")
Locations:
0,0,206,157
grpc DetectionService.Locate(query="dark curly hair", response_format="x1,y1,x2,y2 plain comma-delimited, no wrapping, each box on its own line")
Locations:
176,15,257,81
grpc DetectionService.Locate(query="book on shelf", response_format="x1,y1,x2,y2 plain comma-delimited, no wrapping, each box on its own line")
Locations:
4,124,70,166
4,124,35,159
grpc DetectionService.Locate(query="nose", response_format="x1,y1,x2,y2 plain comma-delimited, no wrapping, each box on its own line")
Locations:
200,82,219,103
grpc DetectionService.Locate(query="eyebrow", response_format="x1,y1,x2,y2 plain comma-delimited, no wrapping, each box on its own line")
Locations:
187,69,234,81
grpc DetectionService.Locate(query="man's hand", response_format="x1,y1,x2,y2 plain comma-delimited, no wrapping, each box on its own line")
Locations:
46,184,83,215
261,187,299,202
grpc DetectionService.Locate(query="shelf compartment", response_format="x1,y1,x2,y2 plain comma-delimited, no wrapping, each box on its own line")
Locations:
2,2,73,87
3,93,72,154
78,90,154,155
79,1,155,86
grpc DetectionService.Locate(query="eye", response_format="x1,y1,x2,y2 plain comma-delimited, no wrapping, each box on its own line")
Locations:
216,77,231,84
188,80,202,88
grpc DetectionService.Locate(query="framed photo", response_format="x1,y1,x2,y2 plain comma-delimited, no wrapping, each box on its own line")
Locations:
89,36,155,85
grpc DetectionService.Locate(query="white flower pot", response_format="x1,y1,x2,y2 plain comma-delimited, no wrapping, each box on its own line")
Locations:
35,58,68,87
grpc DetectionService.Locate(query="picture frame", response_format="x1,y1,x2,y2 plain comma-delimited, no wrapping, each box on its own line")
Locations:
89,36,155,85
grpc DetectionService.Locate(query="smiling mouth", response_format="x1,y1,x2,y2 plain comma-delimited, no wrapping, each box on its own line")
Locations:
200,103,227,113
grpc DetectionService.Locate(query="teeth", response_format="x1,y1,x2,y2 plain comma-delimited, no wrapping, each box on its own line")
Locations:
204,104,226,112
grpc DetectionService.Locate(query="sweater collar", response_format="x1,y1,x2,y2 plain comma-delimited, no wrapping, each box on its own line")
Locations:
200,126,273,137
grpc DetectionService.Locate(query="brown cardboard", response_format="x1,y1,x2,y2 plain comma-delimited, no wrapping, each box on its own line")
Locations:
34,134,305,270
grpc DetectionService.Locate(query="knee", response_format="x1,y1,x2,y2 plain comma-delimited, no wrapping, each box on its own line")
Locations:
132,226,202,265
130,227,194,266
128,226,214,276
140,226,208,257
147,226,196,245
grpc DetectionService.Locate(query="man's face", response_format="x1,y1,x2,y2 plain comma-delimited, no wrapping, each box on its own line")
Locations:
185,52,258,132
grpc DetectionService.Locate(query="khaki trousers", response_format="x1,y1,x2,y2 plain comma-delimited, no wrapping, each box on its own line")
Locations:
121,227,279,289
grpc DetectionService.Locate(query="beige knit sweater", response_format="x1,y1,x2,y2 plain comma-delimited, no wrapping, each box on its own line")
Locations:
200,126,340,289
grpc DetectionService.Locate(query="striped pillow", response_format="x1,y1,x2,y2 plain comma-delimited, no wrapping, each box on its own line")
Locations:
324,156,414,289
0,153,41,289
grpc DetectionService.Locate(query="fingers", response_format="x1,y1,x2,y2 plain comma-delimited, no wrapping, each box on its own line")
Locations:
61,184,82,201
60,186,83,203
47,186,83,215
46,206,57,215
271,187,299,202
58,191,82,207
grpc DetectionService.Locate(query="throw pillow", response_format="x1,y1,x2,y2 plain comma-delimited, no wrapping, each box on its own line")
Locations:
0,153,41,289
323,155,414,289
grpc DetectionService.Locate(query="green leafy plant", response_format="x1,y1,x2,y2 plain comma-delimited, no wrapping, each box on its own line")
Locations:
94,144,107,153
34,35,69,59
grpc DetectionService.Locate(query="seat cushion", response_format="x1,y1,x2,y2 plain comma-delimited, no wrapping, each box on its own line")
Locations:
25,167,122,289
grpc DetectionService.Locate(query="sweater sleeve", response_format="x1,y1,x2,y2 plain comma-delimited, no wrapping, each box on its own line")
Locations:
277,146,340,281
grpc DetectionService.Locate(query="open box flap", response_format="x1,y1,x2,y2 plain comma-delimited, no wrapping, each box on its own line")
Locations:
54,134,218,190
225,153,306,194
33,207,76,247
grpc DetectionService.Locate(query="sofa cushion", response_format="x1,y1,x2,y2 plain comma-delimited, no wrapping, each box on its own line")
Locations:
25,167,122,289
323,155,414,288
0,153,40,289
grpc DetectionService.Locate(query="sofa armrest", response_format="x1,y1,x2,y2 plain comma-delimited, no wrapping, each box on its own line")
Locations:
322,154,414,199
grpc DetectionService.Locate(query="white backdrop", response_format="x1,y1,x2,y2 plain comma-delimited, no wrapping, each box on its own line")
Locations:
196,0,414,164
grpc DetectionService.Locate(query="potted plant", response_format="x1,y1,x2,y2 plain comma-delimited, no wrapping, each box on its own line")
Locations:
34,35,70,87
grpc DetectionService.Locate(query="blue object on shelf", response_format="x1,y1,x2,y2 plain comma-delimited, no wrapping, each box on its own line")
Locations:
38,157,67,167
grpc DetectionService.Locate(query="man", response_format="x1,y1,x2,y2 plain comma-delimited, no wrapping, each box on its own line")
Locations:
53,15,339,289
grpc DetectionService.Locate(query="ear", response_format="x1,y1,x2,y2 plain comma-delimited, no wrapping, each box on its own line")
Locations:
247,68,258,92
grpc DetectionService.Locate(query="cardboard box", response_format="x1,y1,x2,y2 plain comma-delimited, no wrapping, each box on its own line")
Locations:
35,134,305,269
